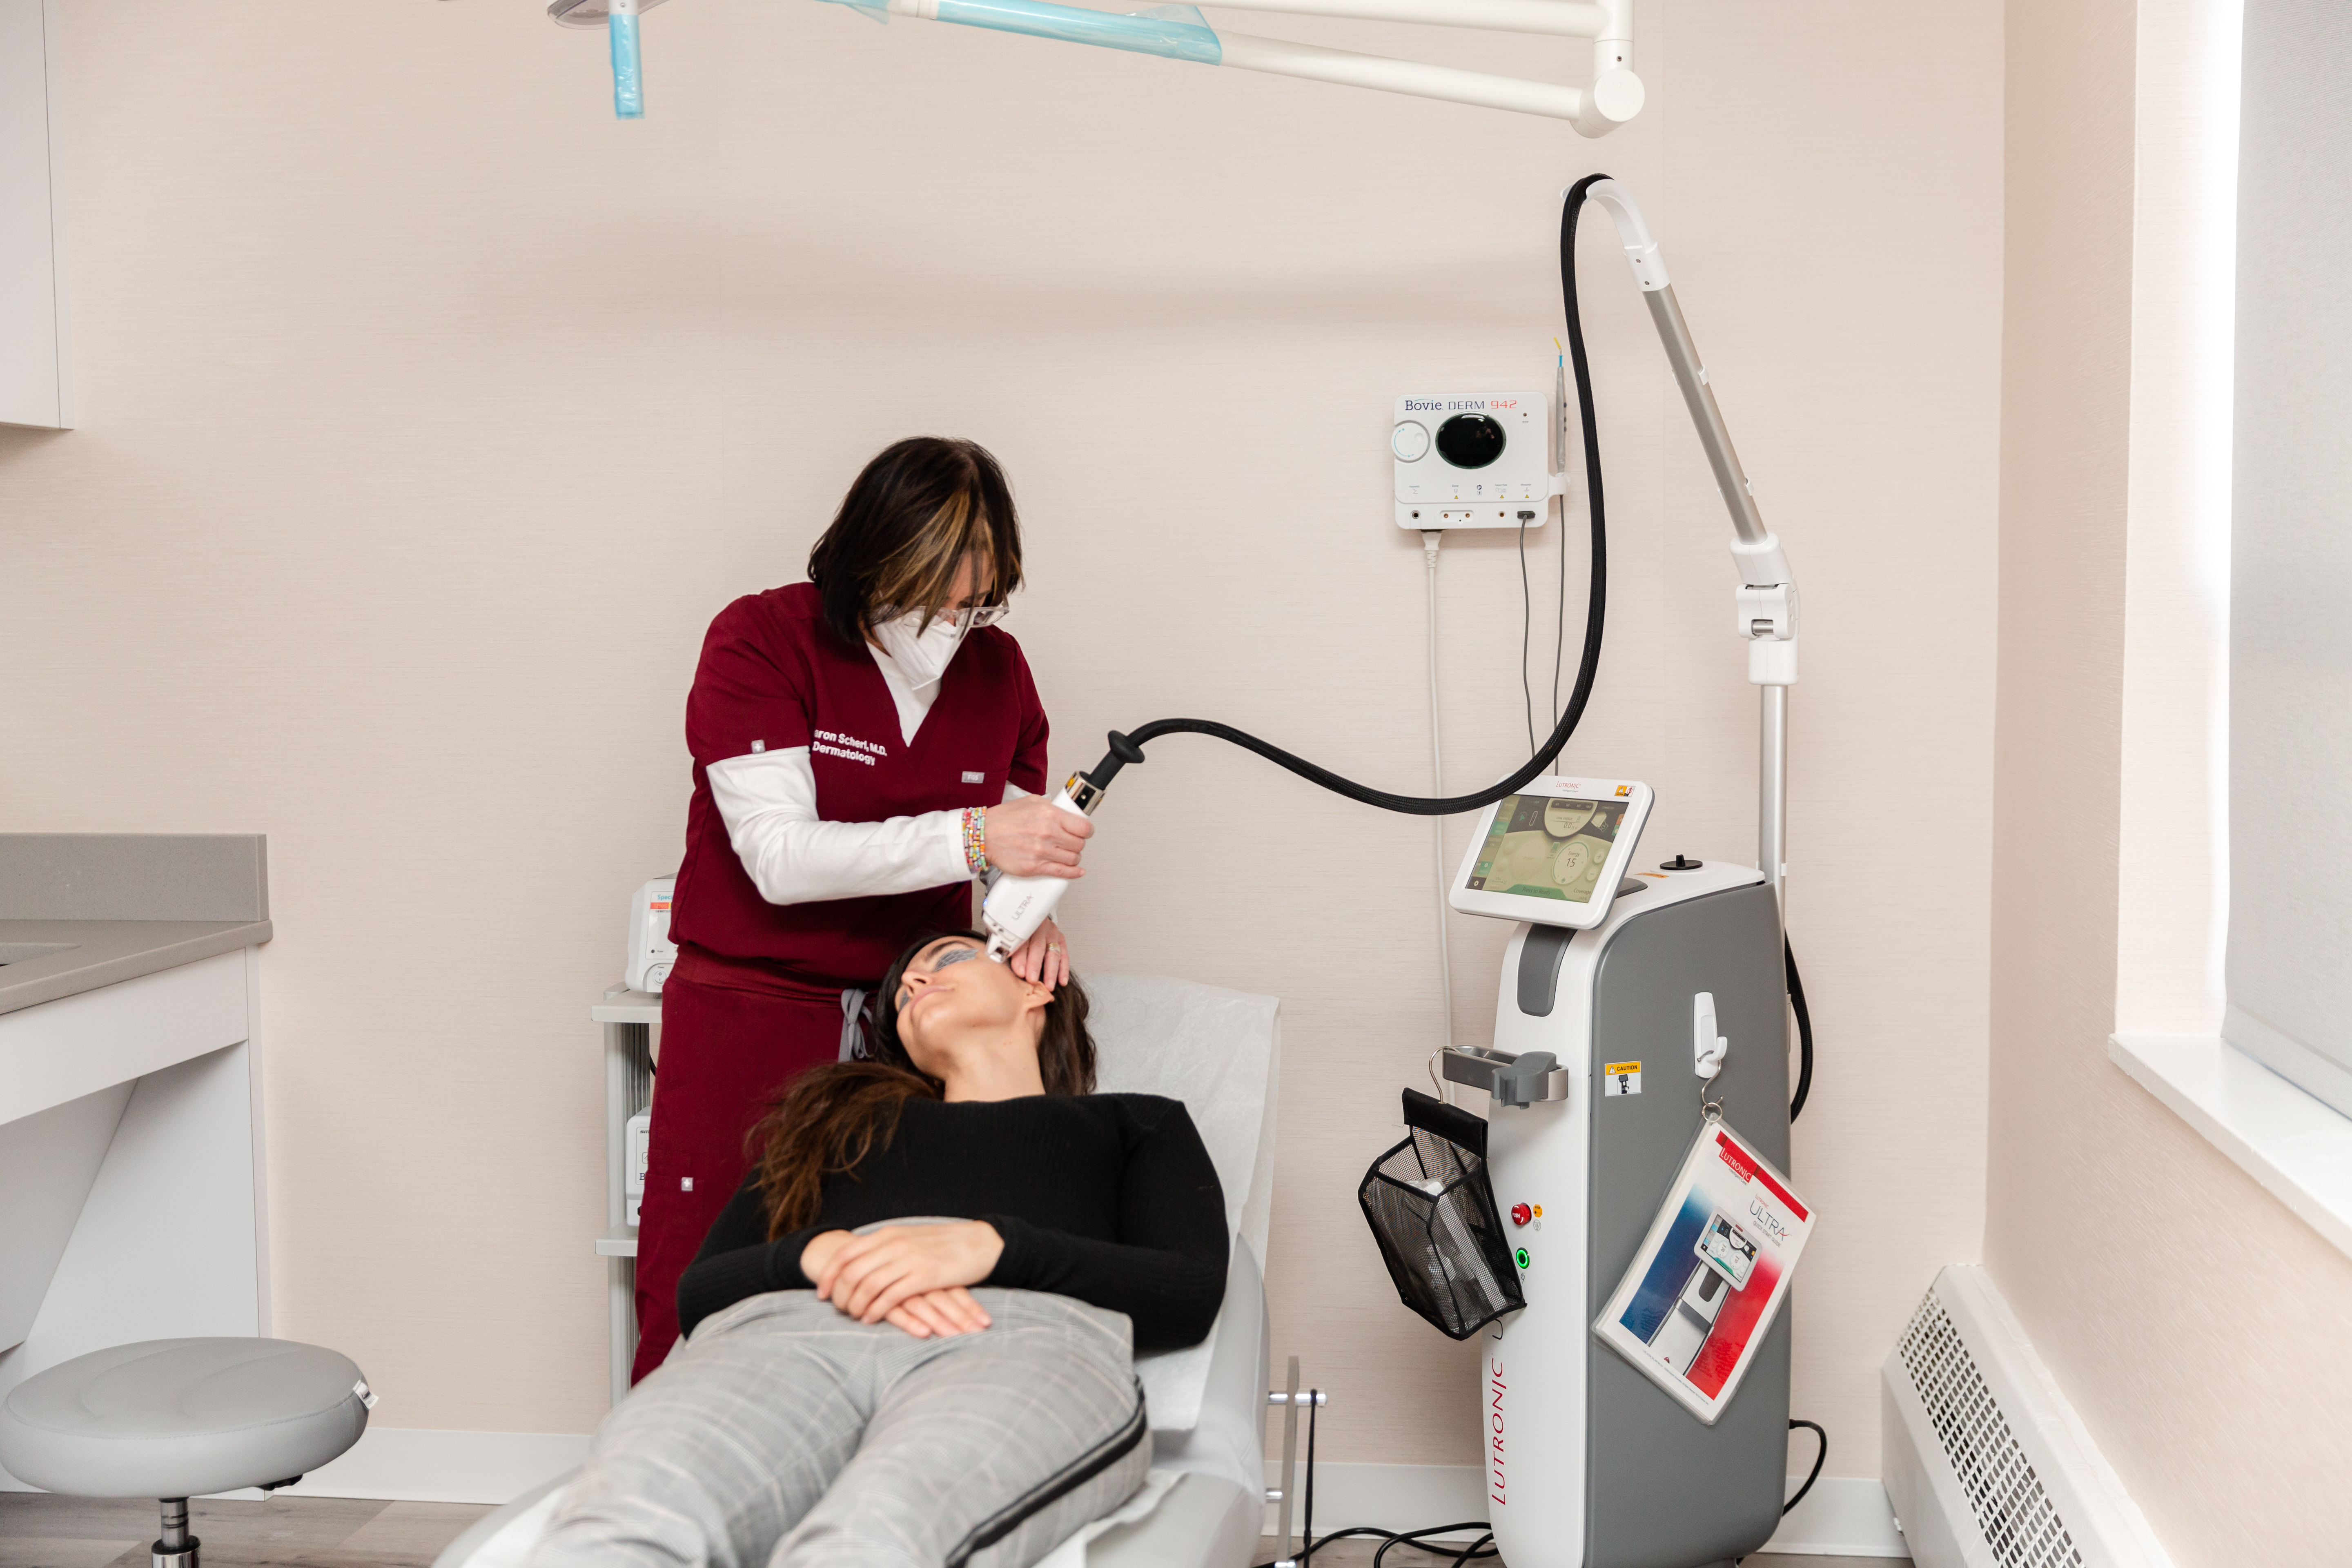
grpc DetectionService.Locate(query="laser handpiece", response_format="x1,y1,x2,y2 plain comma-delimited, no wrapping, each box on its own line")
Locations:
979,736,1144,961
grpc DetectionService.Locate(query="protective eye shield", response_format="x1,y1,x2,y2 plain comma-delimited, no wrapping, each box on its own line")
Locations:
895,942,982,1009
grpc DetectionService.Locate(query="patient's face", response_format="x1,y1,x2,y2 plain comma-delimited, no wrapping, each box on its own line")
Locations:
894,935,1045,1071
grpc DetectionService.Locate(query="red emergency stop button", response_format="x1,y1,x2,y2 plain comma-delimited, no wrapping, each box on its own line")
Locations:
1510,1203,1532,1227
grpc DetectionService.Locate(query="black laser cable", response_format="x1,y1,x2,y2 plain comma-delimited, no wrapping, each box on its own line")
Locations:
1786,938,1813,1123
1785,1419,1826,1515
1072,174,1615,815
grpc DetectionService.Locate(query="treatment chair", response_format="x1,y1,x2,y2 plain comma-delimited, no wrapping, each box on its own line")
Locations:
434,973,1282,1568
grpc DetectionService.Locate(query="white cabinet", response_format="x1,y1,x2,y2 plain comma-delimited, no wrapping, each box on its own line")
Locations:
0,0,69,430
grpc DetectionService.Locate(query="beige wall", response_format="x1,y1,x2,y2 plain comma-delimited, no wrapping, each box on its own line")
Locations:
0,1,2000,1478
1987,2,2352,1565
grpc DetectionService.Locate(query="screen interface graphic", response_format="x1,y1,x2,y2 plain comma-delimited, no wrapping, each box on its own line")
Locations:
1465,795,1627,904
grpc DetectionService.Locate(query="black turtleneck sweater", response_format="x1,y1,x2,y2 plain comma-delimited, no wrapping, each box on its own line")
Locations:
676,1093,1228,1352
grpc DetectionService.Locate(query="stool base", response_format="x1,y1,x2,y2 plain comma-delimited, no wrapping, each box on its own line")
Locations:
153,1497,197,1568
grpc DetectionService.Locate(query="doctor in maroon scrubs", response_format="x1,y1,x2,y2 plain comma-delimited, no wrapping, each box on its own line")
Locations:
632,436,1091,1381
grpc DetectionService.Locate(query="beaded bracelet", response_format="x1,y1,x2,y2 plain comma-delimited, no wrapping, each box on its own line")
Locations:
961,806,991,877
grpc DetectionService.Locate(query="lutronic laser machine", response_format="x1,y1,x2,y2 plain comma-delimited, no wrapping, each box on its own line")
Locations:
1438,795,1795,1567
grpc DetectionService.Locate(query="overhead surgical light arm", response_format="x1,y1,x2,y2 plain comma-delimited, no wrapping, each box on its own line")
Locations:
1581,178,1800,910
549,0,1643,133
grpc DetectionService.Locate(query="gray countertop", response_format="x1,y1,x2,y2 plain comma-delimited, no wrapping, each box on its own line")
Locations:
0,918,274,1017
0,834,273,1017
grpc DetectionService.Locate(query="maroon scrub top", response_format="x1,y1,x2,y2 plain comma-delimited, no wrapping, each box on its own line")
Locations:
632,581,1051,1381
671,581,1051,989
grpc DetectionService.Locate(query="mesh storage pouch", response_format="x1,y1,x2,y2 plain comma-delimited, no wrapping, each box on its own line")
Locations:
1358,1088,1524,1340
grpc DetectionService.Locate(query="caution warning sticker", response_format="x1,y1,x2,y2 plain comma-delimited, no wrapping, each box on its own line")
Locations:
1602,1060,1642,1097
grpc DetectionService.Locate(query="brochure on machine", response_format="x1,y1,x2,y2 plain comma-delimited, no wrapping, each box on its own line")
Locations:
1592,1119,1813,1425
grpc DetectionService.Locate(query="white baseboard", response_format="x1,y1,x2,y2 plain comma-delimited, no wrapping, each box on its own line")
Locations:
276,1427,591,1505
1261,1463,1907,1559
1762,1475,1911,1558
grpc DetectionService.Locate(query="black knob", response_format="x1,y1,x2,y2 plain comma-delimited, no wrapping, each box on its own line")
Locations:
1661,854,1703,871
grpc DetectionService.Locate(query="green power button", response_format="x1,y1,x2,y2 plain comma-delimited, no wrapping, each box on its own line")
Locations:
1514,1247,1531,1270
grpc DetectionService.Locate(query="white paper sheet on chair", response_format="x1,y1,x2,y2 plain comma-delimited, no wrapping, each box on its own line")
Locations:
1081,974,1279,1434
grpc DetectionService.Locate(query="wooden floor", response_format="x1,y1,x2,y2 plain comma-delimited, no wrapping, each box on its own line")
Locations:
0,1494,1902,1568
0,1495,491,1568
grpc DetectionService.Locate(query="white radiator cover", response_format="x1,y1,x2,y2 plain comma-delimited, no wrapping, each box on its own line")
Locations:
1881,1267,2175,1568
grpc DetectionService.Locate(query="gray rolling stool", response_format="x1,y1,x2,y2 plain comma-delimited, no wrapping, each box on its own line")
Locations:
0,1339,376,1568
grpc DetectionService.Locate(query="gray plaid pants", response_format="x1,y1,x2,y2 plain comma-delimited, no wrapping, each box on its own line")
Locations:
527,1289,1150,1568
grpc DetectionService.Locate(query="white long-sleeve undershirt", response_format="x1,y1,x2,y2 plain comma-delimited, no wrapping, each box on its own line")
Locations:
705,644,1027,906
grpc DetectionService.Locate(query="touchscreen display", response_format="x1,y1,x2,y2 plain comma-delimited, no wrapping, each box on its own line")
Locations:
1465,794,1628,904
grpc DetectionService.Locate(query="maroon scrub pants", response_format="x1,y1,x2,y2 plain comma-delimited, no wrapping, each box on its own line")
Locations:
631,968,843,1383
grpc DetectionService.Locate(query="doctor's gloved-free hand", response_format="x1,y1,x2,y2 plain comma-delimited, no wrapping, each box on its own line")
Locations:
982,796,1091,879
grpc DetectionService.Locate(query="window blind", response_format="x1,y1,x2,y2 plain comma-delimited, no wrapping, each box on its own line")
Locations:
2225,0,2352,1116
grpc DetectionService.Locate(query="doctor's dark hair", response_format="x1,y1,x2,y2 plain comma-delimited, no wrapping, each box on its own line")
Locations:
805,437,1025,649
748,931,1095,1240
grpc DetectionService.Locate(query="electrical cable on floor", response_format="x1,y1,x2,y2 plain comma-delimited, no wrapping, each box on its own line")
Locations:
1283,1523,1497,1568
1786,938,1813,1123
1373,1525,1498,1568
1270,1389,1501,1568
1784,1419,1826,1515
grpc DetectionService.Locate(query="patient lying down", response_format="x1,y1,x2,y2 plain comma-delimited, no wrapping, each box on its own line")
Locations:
527,932,1229,1568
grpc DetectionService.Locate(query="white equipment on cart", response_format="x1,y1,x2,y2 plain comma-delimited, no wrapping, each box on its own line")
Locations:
1440,822,1793,1567
624,876,677,994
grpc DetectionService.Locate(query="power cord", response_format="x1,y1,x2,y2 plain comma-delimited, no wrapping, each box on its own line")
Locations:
1281,1524,1497,1568
1785,1419,1826,1515
1423,531,1455,1075
1517,509,1538,756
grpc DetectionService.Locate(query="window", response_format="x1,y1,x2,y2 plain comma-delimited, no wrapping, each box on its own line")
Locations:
2223,0,2352,1119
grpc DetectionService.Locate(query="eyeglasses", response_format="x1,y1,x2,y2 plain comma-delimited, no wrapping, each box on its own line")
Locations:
880,604,1011,632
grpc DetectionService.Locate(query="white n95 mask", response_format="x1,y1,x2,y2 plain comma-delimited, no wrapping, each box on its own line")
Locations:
871,608,969,692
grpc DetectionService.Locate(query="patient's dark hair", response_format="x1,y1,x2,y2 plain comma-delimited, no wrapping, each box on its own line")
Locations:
750,930,1095,1240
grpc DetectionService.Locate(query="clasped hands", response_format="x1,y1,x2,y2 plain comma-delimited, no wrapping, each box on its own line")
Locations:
800,1221,1004,1339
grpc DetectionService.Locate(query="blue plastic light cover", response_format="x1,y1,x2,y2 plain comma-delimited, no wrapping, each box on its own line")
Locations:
905,0,1220,63
610,11,644,119
934,0,1218,62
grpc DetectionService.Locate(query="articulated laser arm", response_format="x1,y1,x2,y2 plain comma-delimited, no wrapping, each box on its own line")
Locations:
549,0,1642,131
1581,178,1800,906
